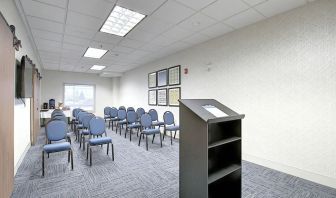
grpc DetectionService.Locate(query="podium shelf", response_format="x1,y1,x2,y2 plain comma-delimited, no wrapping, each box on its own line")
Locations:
208,137,241,149
208,164,241,184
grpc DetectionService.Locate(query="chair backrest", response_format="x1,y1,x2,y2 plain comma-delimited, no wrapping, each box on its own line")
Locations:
117,109,126,120
89,117,105,136
76,111,86,120
51,110,64,117
110,107,118,117
77,111,88,123
52,115,68,123
140,113,152,128
119,106,126,111
104,106,111,115
82,113,95,128
136,108,145,119
127,111,137,124
127,107,135,112
72,108,80,117
74,108,83,118
148,109,158,121
46,120,68,141
163,111,175,125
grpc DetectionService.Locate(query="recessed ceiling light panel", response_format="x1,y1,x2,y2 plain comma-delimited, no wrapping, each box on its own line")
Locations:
100,6,146,37
84,47,108,59
90,65,106,71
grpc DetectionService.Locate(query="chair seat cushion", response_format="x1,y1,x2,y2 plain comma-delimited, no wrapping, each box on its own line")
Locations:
152,121,164,126
142,128,161,134
128,123,141,128
77,124,83,128
166,125,179,131
104,115,110,119
118,120,127,124
89,137,112,145
110,117,119,121
43,142,71,153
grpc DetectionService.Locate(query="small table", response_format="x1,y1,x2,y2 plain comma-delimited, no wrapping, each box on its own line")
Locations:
40,109,72,126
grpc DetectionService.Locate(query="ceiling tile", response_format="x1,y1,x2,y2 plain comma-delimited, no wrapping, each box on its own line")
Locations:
60,65,76,71
27,16,64,33
133,16,174,35
148,35,177,47
202,0,249,20
140,43,164,52
33,0,68,8
161,26,193,42
63,34,91,46
43,62,60,70
119,38,145,48
66,11,103,30
89,41,116,51
151,0,195,24
175,0,217,10
62,43,87,52
31,29,63,42
254,0,306,17
35,38,62,49
68,0,115,19
223,8,265,29
112,45,136,54
21,0,66,23
242,0,268,6
93,32,123,44
178,13,217,32
64,25,97,39
126,28,158,42
117,0,166,15
182,33,210,45
200,22,234,38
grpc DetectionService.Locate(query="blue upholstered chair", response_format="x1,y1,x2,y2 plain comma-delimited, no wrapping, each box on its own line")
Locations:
125,111,141,141
116,109,127,135
86,117,114,166
127,107,135,112
163,111,180,145
148,109,164,129
119,106,126,111
75,111,88,141
72,108,82,134
139,113,162,151
104,106,112,123
108,107,119,130
42,120,73,176
136,108,145,122
51,110,64,118
79,113,95,150
52,114,72,144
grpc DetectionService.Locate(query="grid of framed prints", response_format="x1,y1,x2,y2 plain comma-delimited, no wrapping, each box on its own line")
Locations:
148,65,181,106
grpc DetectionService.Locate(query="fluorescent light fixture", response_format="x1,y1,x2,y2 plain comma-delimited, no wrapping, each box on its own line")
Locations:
100,6,146,37
90,65,106,71
84,47,108,59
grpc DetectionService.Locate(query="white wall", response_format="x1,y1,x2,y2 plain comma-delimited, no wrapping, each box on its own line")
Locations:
120,0,336,188
41,70,115,117
0,0,42,174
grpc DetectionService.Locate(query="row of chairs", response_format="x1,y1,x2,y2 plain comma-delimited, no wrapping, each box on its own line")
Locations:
104,106,180,150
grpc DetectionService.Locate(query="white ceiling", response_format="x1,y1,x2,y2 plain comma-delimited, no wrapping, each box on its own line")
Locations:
17,0,312,76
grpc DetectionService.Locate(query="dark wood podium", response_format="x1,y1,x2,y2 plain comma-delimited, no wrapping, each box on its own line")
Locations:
179,99,245,198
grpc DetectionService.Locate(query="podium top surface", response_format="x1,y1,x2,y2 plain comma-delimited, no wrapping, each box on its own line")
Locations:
179,99,245,123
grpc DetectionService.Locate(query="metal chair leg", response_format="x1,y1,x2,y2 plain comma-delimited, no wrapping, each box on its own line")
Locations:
68,150,70,163
125,127,127,138
70,150,73,170
87,144,89,160
129,128,132,141
146,135,148,151
111,143,114,161
107,143,109,155
152,134,155,144
160,133,162,147
82,136,85,150
138,133,142,146
174,131,177,139
163,128,166,140
42,151,45,177
170,131,173,145
90,148,92,166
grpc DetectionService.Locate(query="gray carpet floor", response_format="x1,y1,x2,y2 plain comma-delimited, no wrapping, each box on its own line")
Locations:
12,126,336,198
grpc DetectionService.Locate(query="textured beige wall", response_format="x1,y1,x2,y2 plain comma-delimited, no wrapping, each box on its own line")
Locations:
119,0,336,188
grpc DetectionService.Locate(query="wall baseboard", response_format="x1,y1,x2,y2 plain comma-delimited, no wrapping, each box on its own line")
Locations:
14,143,30,176
243,153,336,189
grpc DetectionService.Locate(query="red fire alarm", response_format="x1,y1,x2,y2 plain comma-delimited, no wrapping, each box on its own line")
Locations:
184,68,188,74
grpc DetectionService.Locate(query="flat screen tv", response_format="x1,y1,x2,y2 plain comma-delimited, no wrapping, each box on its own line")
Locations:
16,56,33,98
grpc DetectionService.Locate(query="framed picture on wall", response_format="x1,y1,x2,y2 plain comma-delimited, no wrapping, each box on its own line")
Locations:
168,65,181,86
168,87,181,106
157,69,168,87
148,90,157,106
157,88,167,106
148,72,157,88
